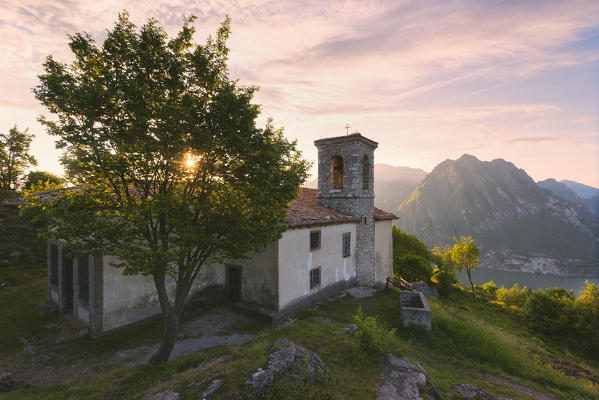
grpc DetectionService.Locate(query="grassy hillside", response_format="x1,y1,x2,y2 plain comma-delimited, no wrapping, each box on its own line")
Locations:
1,206,598,399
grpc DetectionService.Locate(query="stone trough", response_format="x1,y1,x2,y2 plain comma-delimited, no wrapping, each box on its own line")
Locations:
399,291,431,331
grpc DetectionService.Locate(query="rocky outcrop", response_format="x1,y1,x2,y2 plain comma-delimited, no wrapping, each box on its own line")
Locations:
376,355,439,400
246,338,327,398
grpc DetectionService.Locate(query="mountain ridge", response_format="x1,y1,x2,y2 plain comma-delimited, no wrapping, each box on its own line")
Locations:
395,154,599,277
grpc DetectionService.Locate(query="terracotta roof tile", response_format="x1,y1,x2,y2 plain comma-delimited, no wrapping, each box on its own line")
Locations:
284,188,396,228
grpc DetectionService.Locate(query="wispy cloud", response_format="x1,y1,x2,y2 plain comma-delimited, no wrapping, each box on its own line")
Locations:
0,0,598,186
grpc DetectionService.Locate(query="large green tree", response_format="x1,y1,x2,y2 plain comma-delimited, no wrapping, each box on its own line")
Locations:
0,125,37,191
30,13,309,363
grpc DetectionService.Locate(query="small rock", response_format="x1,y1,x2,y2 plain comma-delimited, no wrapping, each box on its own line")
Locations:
346,286,377,298
341,323,358,335
0,372,30,393
200,379,222,399
376,355,439,400
447,384,505,400
0,282,7,287
148,389,180,400
246,369,275,397
9,250,23,259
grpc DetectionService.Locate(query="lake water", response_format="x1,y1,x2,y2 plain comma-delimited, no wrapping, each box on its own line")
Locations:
457,267,599,294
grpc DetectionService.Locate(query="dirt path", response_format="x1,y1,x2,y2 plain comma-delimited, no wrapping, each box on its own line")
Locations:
3,306,260,385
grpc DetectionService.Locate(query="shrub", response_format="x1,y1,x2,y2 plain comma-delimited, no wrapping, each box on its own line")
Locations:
496,284,530,307
352,306,396,354
482,280,498,297
394,254,432,282
392,227,433,282
431,245,456,296
575,281,599,352
524,288,576,335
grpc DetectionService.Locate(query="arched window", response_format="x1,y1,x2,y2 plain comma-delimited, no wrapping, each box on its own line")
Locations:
362,155,370,190
330,155,343,190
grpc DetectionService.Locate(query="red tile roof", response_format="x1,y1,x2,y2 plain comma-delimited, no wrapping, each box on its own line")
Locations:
284,188,396,228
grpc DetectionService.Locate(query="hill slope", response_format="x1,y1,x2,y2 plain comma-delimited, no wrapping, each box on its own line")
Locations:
396,155,599,276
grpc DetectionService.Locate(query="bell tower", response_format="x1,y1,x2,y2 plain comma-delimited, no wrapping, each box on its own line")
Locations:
314,133,377,287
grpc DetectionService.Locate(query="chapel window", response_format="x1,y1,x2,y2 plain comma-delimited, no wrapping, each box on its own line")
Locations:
310,267,321,289
310,230,321,250
342,232,351,257
330,155,343,190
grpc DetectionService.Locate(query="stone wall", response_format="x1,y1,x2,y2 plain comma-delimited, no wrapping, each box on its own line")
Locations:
399,291,431,331
314,133,377,287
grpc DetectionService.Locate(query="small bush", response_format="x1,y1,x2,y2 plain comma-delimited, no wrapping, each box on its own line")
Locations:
482,280,498,297
525,288,577,335
394,254,432,282
352,306,396,355
496,283,530,307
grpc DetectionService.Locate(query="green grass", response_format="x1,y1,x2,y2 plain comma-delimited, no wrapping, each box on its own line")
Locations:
6,287,598,399
1,206,598,399
0,207,50,356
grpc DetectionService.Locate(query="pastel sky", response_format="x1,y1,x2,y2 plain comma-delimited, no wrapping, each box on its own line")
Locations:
1,0,598,185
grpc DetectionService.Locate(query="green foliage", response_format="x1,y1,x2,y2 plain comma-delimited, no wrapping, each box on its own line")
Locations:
392,226,433,282
524,288,576,335
448,236,480,298
496,283,531,307
29,12,309,363
352,306,397,355
24,170,64,189
482,280,498,296
0,125,37,191
394,254,432,282
575,281,599,352
431,245,457,296
489,282,599,360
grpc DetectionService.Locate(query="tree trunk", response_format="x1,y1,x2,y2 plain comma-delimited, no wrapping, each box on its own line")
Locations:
149,273,193,364
466,268,475,299
149,310,182,364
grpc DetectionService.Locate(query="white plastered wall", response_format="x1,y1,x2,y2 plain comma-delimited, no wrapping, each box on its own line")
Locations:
374,220,394,286
101,256,224,332
277,223,357,311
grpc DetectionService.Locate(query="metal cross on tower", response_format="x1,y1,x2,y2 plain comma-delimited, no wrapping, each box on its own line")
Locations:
344,124,350,135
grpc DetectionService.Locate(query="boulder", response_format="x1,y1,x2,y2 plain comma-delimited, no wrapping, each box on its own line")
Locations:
376,355,439,400
246,338,327,398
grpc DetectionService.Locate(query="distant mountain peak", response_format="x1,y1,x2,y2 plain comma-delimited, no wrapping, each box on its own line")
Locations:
395,155,599,277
